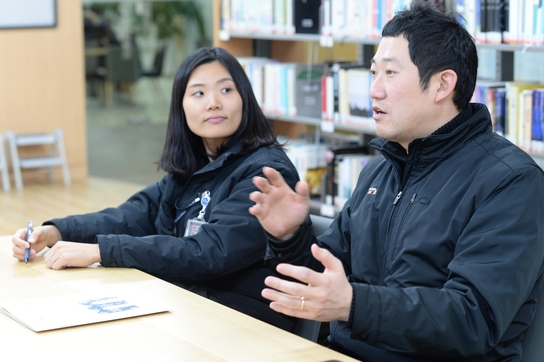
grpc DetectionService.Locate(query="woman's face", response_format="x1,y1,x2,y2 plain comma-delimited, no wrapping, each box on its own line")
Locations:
182,61,243,155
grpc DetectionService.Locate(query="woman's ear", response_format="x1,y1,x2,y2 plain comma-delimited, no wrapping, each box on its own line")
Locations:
434,69,457,103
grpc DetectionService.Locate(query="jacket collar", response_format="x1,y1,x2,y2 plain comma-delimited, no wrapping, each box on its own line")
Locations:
370,103,492,184
371,103,491,160
193,142,245,176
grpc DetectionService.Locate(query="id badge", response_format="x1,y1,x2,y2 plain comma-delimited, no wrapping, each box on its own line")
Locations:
184,218,208,236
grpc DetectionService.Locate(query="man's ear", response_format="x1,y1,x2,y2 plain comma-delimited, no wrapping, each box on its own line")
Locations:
434,69,457,103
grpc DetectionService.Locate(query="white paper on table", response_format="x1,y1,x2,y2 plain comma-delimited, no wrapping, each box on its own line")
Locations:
0,290,169,332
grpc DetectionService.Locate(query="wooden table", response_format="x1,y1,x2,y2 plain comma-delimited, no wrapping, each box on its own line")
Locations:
0,236,357,362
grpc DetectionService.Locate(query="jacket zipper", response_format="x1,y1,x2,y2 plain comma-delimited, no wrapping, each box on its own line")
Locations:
393,191,403,205
388,192,417,263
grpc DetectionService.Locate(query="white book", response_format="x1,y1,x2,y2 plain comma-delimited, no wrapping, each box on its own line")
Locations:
220,0,231,32
326,74,334,122
285,140,309,182
252,63,265,108
273,0,286,34
505,0,522,44
464,0,477,37
321,0,332,36
345,67,372,124
286,64,297,116
338,67,350,121
259,0,274,34
263,63,275,114
285,0,295,34
536,2,544,45
233,0,243,32
237,57,276,107
278,64,288,115
518,89,535,150
335,156,350,208
523,0,536,45
360,0,372,39
331,0,346,38
263,62,282,114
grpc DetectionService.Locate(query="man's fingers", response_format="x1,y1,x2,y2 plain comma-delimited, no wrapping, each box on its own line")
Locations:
252,175,272,193
262,166,289,188
262,285,306,307
248,190,263,204
262,287,306,313
310,244,343,272
264,274,310,298
294,180,310,198
268,264,321,291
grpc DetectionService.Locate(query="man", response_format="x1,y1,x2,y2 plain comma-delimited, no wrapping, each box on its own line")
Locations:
249,2,544,361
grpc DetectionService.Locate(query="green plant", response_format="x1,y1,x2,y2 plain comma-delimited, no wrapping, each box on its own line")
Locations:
86,1,209,45
151,1,206,42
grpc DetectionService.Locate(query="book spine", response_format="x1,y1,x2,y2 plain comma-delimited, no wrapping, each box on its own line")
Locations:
531,89,543,152
495,88,506,137
332,62,340,123
321,74,328,120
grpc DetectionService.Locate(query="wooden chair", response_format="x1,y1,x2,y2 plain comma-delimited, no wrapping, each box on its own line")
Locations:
6,129,70,189
139,45,167,100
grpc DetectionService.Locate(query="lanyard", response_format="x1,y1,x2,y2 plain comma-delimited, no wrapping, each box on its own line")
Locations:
174,190,211,223
174,196,200,223
196,191,211,221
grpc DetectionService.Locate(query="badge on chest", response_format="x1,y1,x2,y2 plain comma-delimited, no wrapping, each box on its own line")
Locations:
184,190,211,236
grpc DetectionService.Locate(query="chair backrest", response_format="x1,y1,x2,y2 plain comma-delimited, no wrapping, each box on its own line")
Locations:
291,214,334,342
310,214,334,236
152,46,166,75
106,45,140,83
521,293,544,362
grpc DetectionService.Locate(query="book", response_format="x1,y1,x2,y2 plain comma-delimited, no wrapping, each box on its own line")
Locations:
519,88,535,151
505,82,541,144
0,290,169,332
344,66,373,129
324,144,370,209
283,140,327,196
494,87,507,135
336,153,373,208
293,0,321,34
532,89,544,153
294,63,324,118
330,0,346,38
273,0,286,34
332,62,341,123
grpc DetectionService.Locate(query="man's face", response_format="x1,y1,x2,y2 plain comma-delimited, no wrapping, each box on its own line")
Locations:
370,36,439,150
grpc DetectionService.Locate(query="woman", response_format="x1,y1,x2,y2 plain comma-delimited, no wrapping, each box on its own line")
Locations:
12,47,305,331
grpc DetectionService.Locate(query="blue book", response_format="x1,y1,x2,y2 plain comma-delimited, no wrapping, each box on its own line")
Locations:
494,88,506,135
540,90,544,143
531,90,543,142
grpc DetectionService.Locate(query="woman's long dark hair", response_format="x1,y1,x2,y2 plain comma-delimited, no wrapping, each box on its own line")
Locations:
157,47,277,181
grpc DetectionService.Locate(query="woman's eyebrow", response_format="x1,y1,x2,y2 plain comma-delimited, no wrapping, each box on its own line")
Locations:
187,77,234,89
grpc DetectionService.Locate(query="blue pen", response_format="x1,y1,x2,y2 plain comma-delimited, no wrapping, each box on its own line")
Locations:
24,220,33,264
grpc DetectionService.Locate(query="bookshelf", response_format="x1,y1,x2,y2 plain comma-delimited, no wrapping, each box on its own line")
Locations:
213,0,544,215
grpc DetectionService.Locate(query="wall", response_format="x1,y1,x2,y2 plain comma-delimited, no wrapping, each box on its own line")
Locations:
0,0,87,184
